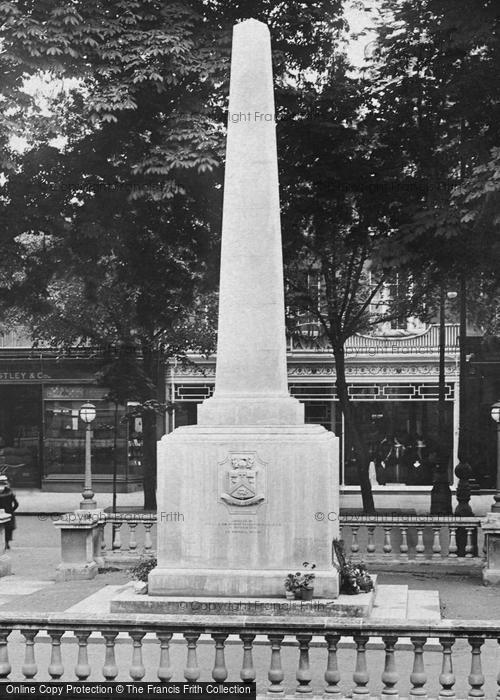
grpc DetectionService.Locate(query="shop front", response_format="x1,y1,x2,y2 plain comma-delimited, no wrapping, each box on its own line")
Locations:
0,353,142,491
166,323,462,510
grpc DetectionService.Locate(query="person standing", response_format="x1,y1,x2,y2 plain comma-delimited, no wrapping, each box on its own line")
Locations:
0,476,18,549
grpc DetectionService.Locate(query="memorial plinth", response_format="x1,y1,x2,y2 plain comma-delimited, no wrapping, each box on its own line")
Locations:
147,18,339,599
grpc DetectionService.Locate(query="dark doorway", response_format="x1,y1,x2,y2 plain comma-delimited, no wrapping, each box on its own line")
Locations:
0,385,42,487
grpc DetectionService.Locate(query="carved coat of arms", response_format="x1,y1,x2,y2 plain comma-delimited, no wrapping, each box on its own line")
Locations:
219,453,266,510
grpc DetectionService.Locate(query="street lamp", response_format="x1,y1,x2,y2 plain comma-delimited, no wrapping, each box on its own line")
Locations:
79,402,97,510
491,402,500,512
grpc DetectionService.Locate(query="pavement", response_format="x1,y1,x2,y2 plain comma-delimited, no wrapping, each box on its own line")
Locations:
14,488,144,515
0,516,497,695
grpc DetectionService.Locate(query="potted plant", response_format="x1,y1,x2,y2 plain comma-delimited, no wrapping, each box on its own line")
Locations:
284,573,297,599
285,562,316,600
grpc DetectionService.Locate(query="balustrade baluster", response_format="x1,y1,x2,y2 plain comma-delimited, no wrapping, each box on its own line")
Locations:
367,526,376,558
296,634,312,694
102,632,118,680
352,634,370,697
21,630,37,679
497,638,500,700
399,527,409,560
112,523,122,551
438,637,456,698
0,629,10,679
416,529,426,559
184,632,201,682
351,526,360,559
128,523,138,551
465,528,474,558
381,635,399,697
129,631,146,681
324,634,341,697
212,633,228,682
157,632,173,682
448,527,458,558
432,527,443,559
48,631,64,679
240,633,256,683
383,527,393,557
101,527,107,557
410,636,428,698
74,631,91,680
467,637,485,698
144,523,153,552
267,634,285,694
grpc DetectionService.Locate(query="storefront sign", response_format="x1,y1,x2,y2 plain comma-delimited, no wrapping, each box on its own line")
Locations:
0,371,49,382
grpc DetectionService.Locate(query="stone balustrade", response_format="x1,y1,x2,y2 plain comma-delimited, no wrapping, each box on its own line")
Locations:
100,513,156,566
340,515,483,566
96,513,484,569
56,512,486,577
0,614,498,696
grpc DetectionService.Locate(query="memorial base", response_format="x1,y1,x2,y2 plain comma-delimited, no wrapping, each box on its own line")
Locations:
111,587,374,618
150,422,339,598
148,567,338,599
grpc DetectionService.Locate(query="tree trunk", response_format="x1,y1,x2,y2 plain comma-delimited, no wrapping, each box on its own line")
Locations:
142,410,157,511
333,343,376,514
141,347,160,511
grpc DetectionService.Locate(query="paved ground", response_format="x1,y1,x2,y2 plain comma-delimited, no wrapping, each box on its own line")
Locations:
15,488,143,514
0,514,497,695
2,515,496,618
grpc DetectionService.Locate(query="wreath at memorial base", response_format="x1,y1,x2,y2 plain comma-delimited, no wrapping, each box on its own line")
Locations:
332,539,374,595
129,556,157,583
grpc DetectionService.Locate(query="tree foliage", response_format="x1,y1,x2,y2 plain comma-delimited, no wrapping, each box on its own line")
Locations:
0,0,344,507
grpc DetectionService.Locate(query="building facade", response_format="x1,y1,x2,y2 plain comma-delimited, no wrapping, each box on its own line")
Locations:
0,323,498,513
167,323,462,511
0,330,142,491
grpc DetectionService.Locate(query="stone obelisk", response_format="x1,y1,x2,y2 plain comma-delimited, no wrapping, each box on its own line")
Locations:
148,18,339,598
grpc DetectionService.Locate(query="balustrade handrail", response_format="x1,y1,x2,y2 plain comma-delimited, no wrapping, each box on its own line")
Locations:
102,513,157,523
99,513,483,526
0,612,499,636
340,515,482,526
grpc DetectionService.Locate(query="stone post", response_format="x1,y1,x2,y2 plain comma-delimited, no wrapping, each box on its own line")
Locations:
454,462,477,557
481,513,500,585
54,511,100,581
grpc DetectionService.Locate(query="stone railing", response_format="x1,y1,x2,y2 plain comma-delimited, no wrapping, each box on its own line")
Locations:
0,613,498,697
340,515,484,566
100,513,156,565
94,513,485,569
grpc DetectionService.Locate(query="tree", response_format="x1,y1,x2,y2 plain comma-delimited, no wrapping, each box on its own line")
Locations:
277,45,437,512
363,0,500,472
0,1,345,508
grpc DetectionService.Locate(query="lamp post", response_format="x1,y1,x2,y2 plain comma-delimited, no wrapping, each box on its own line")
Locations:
79,403,97,510
491,402,500,513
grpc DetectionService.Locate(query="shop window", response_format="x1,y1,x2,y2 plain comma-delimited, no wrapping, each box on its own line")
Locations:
44,399,130,478
174,402,199,427
344,400,454,486
0,385,42,487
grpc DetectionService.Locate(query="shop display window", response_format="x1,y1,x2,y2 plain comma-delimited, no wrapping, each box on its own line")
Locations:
44,399,132,477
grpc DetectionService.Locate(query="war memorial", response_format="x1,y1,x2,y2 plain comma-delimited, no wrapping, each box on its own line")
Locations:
0,14,500,700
